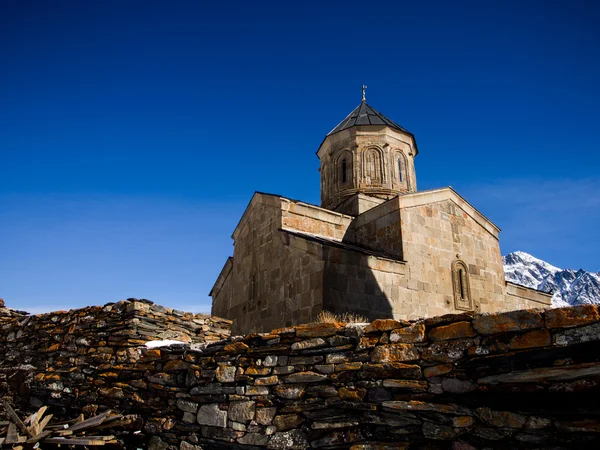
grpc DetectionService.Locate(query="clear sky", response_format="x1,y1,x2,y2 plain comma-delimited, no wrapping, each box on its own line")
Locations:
1,1,599,314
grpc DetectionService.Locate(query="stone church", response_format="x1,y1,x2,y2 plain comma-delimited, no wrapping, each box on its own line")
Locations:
210,95,551,334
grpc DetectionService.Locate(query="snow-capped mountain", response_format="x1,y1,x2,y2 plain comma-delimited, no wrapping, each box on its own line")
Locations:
503,251,600,307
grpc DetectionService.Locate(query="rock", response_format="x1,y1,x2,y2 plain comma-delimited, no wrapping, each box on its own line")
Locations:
360,362,422,380
256,406,277,425
291,338,326,350
422,421,456,440
382,400,471,415
338,387,367,400
365,319,410,332
246,366,271,375
179,442,202,450
197,404,227,428
441,378,476,393
254,375,279,385
545,305,599,329
246,385,270,395
148,436,169,450
472,310,544,335
424,364,453,378
421,339,474,363
284,371,327,383
176,399,198,413
273,414,304,431
215,365,236,382
289,355,323,365
274,384,306,399
452,416,475,427
389,323,426,343
267,430,308,449
370,344,420,363
238,432,269,445
382,379,428,392
224,341,249,353
295,323,341,338
554,322,600,346
509,329,551,350
264,355,278,366
477,407,526,428
228,401,255,422
428,321,477,341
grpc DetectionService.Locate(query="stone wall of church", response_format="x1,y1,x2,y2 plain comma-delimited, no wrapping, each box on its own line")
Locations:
212,196,327,335
397,195,550,319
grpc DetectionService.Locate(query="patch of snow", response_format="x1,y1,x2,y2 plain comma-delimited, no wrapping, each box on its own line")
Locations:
145,339,186,348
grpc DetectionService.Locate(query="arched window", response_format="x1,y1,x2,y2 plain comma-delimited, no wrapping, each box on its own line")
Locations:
336,151,353,188
452,260,473,311
397,157,403,182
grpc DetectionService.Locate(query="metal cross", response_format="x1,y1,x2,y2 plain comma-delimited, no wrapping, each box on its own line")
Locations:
361,85,367,102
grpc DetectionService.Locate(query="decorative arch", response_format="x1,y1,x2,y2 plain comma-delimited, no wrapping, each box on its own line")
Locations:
395,151,408,184
363,147,383,184
452,260,473,311
335,150,353,189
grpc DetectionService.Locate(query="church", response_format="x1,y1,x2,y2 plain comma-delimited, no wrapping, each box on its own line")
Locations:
210,91,552,334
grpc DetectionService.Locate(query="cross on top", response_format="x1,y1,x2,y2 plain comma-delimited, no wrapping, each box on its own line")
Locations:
361,85,367,102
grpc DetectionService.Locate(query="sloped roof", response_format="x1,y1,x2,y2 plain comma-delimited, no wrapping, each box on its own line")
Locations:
327,102,412,136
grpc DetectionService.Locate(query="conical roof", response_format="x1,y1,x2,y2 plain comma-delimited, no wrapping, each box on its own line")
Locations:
327,102,412,136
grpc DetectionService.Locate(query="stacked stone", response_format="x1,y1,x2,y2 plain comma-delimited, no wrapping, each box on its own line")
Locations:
151,306,600,449
2,303,600,449
0,299,230,414
0,298,27,325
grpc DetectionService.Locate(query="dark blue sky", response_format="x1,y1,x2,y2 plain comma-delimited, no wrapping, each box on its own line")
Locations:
1,1,599,313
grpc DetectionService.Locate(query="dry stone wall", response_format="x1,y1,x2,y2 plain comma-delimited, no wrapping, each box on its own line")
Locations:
1,300,600,449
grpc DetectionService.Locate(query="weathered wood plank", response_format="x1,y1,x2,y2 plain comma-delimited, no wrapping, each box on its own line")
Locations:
1,401,30,436
42,436,109,445
25,429,53,444
68,410,112,432
6,422,20,444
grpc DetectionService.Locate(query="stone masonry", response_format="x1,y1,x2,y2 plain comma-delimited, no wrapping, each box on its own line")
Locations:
2,300,600,449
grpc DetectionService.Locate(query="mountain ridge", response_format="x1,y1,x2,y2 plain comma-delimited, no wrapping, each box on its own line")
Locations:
503,251,600,307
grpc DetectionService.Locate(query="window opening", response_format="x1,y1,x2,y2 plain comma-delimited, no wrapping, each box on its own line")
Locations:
398,157,403,182
341,158,347,183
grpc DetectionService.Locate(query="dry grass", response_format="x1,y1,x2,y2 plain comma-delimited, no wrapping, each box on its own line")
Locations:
313,310,368,324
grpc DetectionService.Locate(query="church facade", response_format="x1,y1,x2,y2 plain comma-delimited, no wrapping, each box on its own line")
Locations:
210,98,551,334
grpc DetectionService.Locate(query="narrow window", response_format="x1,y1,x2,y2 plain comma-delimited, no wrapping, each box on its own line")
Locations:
452,260,473,311
341,158,347,183
459,268,465,299
398,157,403,182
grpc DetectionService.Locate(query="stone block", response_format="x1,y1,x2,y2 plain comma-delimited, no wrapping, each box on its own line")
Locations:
389,323,426,343
197,404,227,428
428,321,477,341
545,305,599,329
472,310,544,335
509,329,551,350
229,401,256,422
370,344,420,363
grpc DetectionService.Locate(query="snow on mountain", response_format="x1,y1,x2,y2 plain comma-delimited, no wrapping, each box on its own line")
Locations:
503,251,600,307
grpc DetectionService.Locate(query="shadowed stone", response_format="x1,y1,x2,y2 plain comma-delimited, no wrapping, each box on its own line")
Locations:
197,403,227,428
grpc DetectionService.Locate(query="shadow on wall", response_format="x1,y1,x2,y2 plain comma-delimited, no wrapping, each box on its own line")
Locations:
321,244,393,322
